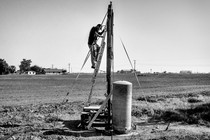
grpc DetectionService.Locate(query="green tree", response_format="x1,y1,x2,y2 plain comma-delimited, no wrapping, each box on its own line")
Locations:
30,65,45,74
0,59,9,75
9,65,16,73
62,69,67,73
19,59,32,73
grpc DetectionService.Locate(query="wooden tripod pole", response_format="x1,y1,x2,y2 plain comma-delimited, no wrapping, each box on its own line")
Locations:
106,1,113,129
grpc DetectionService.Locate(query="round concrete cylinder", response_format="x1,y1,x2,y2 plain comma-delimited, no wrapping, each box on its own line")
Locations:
112,81,132,134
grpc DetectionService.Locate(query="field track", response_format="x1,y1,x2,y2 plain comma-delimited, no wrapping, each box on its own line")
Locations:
0,73,210,106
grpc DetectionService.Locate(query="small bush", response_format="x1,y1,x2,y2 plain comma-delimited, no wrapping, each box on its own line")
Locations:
132,109,142,117
188,98,202,103
44,115,61,123
137,96,157,103
132,106,154,117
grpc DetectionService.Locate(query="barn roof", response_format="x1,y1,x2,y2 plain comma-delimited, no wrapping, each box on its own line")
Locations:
44,68,63,73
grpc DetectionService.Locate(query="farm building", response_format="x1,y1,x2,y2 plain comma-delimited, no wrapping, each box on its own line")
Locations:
44,68,66,75
27,71,36,75
117,69,140,74
180,70,192,74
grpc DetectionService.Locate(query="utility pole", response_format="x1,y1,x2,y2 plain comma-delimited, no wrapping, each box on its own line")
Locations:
68,63,70,73
106,1,113,130
134,60,136,71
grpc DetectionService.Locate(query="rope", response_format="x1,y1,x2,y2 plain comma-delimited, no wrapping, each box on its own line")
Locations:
76,50,90,80
61,50,91,104
101,12,108,26
120,38,141,87
119,38,154,115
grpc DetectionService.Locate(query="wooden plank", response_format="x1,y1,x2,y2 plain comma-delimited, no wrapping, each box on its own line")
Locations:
83,105,100,111
87,92,112,129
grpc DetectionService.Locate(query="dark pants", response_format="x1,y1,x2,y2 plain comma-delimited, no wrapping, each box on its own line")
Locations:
88,44,100,67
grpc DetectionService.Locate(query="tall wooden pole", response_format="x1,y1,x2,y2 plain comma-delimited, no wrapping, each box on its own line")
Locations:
106,1,113,129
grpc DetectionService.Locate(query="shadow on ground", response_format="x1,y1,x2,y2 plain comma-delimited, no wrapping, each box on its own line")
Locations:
149,103,210,126
43,120,105,137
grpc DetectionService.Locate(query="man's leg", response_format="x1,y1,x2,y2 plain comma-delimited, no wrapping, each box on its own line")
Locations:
95,44,100,60
88,44,96,69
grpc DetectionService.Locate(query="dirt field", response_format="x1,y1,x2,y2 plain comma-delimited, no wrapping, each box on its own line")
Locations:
0,73,210,140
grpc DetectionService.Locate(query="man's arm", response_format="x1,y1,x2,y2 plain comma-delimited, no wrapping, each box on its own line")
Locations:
95,30,104,37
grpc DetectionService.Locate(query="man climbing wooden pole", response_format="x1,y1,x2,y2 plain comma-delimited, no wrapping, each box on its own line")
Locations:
80,2,114,130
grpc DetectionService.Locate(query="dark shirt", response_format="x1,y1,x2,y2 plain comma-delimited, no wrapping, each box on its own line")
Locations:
88,26,104,45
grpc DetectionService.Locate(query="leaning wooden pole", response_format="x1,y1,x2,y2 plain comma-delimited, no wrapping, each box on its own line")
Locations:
106,1,113,129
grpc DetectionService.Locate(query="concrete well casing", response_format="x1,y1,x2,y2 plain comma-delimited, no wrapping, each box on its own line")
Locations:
112,81,132,134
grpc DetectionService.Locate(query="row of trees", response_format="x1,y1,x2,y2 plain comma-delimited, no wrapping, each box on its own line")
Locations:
0,58,45,75
0,59,16,75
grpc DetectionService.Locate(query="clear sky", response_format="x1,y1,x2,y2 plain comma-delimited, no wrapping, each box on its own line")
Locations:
0,0,210,73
